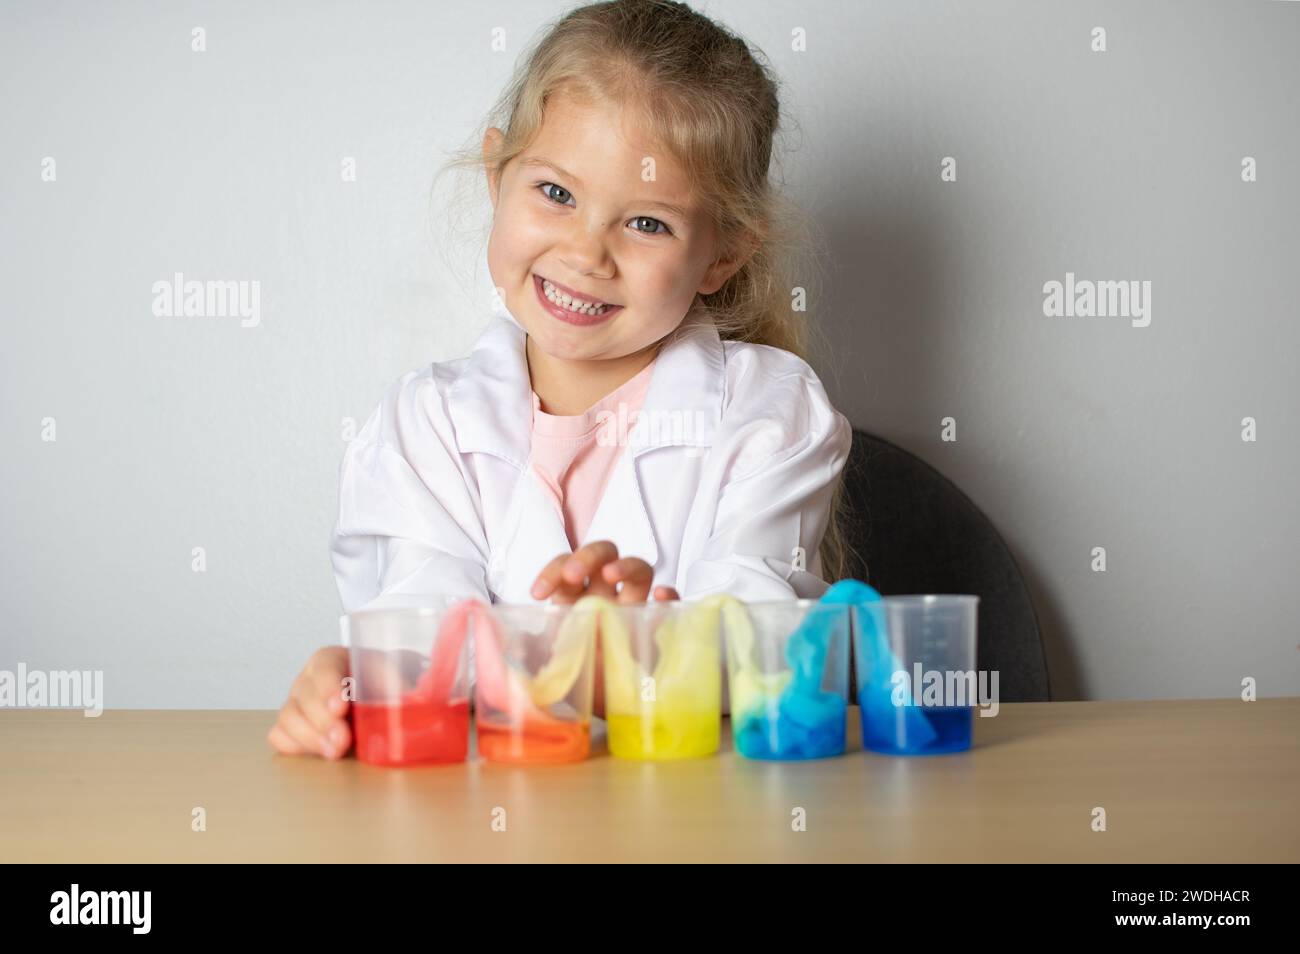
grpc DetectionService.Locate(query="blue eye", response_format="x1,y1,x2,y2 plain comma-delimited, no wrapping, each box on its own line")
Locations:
631,216,671,236
538,182,573,206
535,182,674,237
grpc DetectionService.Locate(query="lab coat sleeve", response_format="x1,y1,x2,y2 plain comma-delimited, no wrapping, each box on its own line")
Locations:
680,365,853,602
330,372,491,613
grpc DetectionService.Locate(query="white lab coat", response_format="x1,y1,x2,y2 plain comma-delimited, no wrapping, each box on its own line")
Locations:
330,298,852,615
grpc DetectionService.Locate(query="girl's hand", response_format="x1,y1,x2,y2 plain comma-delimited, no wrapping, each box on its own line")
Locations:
531,540,680,604
267,646,353,760
531,541,681,720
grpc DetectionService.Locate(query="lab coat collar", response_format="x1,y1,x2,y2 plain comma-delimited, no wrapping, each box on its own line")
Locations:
448,294,725,470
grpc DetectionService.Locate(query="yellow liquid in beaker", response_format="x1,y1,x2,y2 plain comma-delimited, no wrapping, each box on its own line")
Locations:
607,708,720,759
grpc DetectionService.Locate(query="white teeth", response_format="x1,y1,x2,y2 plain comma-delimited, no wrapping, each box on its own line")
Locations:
542,279,611,315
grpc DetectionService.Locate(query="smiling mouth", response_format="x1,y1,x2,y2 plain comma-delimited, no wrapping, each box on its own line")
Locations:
533,274,623,325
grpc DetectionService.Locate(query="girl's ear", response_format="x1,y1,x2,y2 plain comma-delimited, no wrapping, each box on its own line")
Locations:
698,229,758,296
483,127,505,208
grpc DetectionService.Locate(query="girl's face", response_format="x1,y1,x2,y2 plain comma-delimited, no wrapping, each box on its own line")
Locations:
484,93,745,363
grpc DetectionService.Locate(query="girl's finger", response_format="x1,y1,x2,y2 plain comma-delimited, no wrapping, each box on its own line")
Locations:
324,717,351,758
553,541,620,601
280,699,335,758
531,552,579,601
653,585,681,601
310,663,350,720
552,565,593,603
267,722,307,755
305,706,351,758
581,562,619,599
563,541,620,587
292,673,344,743
605,558,654,603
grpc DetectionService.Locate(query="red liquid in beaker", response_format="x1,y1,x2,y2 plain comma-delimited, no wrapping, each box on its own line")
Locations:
352,698,470,766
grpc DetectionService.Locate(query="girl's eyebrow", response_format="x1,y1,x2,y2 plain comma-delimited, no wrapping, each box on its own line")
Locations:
520,155,691,221
520,155,581,183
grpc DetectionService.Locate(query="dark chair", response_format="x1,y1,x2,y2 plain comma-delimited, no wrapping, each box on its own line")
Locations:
839,429,1051,701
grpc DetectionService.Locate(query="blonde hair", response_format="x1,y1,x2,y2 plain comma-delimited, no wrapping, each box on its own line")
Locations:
433,0,855,583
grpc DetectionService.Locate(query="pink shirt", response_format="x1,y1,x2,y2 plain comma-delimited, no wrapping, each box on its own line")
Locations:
529,359,657,551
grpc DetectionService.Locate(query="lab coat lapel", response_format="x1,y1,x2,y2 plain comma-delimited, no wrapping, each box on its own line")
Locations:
581,310,724,563
448,298,559,601
487,464,573,602
581,446,658,564
446,299,532,468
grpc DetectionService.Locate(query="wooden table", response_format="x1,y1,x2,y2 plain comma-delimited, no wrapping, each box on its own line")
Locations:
2,699,1296,862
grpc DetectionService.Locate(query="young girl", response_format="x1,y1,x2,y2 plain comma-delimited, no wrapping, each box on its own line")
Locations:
269,0,853,759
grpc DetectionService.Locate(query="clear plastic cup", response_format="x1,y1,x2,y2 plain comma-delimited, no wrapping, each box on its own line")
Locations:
341,605,471,767
601,600,723,760
724,600,850,760
474,603,596,764
852,595,980,755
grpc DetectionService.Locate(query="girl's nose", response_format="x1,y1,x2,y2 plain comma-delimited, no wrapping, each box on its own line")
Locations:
558,221,615,277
